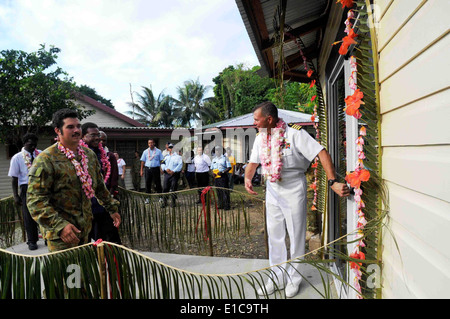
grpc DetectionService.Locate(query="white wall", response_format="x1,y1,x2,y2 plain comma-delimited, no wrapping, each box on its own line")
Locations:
376,0,450,298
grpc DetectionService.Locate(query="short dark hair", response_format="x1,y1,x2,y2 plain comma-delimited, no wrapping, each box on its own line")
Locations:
22,133,38,144
252,101,278,120
52,108,79,130
81,122,99,137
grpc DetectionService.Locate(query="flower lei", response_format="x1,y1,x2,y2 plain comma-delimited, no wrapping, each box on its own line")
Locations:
58,142,95,199
259,118,287,183
79,140,111,184
335,1,371,298
22,148,40,170
99,143,111,184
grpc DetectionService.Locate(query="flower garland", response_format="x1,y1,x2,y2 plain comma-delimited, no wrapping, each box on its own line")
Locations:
259,118,287,183
22,148,40,170
79,139,111,184
285,29,321,212
309,102,320,211
58,142,95,199
336,0,371,298
99,142,111,184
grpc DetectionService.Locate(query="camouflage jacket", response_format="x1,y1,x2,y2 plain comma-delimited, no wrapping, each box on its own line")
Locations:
27,143,119,241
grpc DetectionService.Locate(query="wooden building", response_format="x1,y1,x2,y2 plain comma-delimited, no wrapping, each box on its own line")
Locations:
236,0,449,298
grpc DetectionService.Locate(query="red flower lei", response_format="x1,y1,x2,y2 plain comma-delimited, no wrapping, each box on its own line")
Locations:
58,142,95,199
79,140,111,184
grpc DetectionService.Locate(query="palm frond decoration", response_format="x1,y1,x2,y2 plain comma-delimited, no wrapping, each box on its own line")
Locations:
117,187,258,257
0,184,392,299
350,0,389,299
0,207,386,300
0,196,24,249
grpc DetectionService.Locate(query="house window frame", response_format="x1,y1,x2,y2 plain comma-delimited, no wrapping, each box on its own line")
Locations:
327,54,359,299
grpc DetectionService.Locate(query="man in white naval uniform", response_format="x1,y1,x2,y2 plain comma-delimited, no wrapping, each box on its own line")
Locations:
245,102,350,298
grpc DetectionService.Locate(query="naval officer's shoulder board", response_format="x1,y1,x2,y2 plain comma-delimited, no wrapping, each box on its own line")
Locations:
288,123,303,131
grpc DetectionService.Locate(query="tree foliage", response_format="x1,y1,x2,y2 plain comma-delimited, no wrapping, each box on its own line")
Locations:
211,64,276,119
265,81,317,114
127,79,218,128
0,44,93,148
77,84,115,109
126,86,176,127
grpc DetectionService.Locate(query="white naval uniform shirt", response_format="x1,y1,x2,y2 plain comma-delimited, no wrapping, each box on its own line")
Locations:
249,125,323,207
249,126,323,175
249,126,323,284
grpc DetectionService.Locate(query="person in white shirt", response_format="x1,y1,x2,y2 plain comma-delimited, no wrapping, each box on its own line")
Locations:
8,133,42,250
245,102,350,298
114,151,126,189
193,146,211,203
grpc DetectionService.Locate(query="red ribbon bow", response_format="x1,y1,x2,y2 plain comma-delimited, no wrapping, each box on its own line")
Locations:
195,186,221,240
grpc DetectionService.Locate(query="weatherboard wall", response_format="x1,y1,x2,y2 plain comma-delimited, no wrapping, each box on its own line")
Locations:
376,0,450,299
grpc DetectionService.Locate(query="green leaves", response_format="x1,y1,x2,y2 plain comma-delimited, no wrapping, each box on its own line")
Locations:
0,44,93,148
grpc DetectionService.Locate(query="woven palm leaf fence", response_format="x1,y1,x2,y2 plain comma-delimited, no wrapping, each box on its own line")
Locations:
0,196,25,249
1,189,387,299
117,187,258,257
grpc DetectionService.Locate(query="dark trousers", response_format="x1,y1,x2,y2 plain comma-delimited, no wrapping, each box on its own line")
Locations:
20,185,39,244
185,171,195,188
196,172,210,202
89,197,121,244
162,172,180,206
214,175,230,209
144,166,162,194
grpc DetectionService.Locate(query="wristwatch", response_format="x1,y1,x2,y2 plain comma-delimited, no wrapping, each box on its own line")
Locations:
328,179,338,187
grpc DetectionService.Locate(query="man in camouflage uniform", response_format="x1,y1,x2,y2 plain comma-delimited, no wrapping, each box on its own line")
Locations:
27,109,121,252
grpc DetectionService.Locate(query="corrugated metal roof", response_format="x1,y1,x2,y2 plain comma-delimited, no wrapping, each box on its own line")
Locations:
236,0,330,81
202,109,315,129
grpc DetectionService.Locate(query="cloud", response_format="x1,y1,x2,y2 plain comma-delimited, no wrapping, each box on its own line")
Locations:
0,0,259,114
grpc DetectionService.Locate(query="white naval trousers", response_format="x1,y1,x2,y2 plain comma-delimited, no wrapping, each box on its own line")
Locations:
265,170,307,286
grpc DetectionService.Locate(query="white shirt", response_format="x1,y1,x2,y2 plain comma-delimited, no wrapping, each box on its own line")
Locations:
250,126,323,175
194,154,211,173
117,158,126,175
8,149,42,186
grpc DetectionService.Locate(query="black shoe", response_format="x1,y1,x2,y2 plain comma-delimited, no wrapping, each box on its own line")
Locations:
28,242,38,250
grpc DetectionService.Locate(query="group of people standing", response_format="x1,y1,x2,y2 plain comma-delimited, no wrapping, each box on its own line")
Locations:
9,110,122,251
139,140,237,210
8,102,350,299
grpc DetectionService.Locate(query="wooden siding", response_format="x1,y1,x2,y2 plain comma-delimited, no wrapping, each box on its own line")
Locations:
376,0,450,298
77,99,135,128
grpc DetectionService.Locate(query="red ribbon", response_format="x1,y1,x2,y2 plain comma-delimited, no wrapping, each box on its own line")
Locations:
195,186,221,240
92,238,122,298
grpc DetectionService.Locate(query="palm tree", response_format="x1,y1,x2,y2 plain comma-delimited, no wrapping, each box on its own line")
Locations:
126,86,177,127
172,79,218,127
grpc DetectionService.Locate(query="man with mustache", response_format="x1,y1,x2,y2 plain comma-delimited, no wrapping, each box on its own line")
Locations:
27,108,120,252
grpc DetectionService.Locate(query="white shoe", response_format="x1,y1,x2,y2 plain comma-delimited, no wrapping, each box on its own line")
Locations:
257,280,285,296
285,282,300,298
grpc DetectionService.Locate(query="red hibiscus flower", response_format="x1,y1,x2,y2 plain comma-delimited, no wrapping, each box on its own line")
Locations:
349,251,365,270
345,168,370,188
344,89,364,118
339,28,358,55
338,0,354,9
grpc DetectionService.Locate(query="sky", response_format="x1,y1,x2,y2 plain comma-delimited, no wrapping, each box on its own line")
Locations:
0,0,260,115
